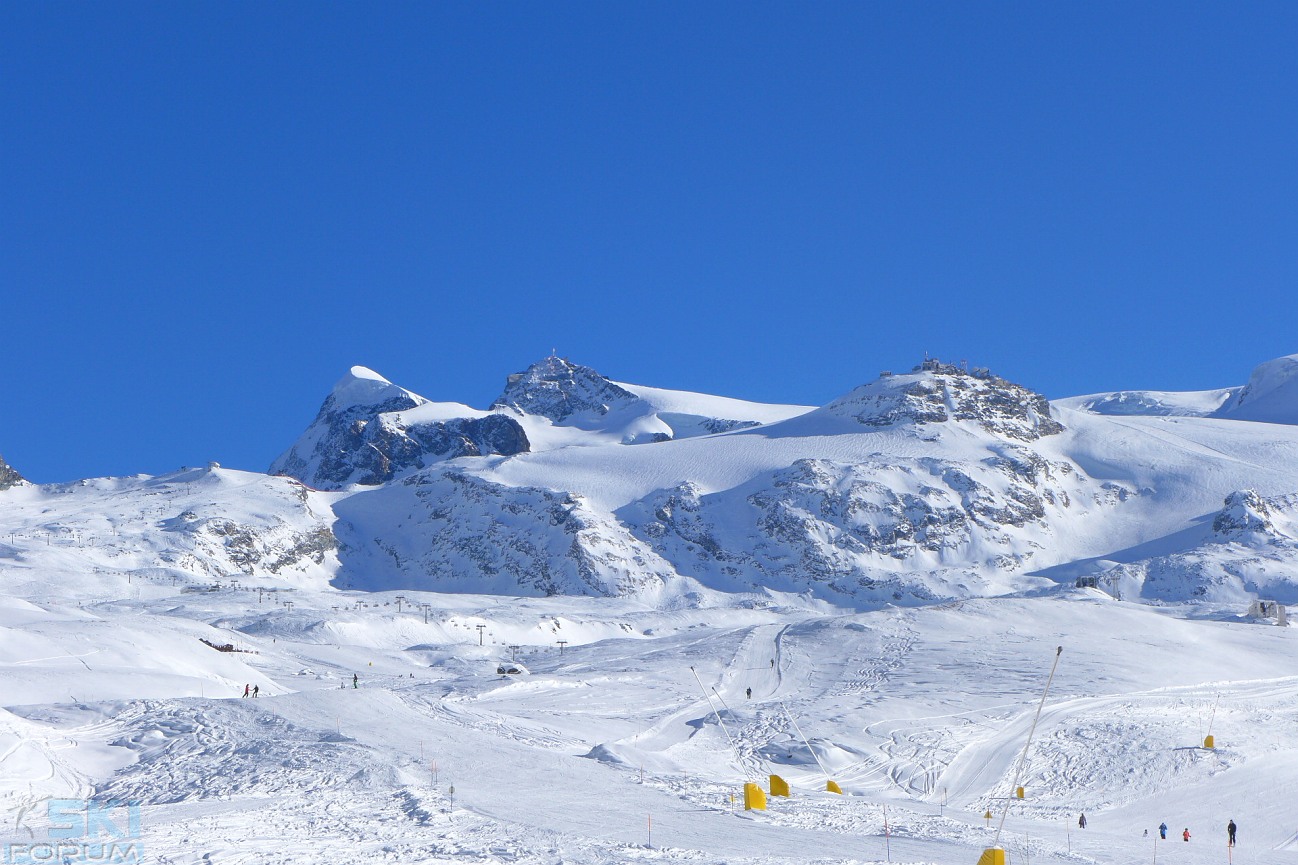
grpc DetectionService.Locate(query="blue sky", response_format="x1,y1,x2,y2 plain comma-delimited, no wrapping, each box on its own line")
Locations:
4,3,1298,482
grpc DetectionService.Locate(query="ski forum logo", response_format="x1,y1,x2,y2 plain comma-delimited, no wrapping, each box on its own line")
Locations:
5,799,141,864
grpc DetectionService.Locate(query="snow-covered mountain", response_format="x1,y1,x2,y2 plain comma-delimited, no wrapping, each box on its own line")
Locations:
252,354,1298,605
271,358,813,490
8,352,1298,865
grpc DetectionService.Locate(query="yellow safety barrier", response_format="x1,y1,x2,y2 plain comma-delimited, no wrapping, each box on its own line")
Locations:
769,775,790,797
977,848,1006,865
744,782,767,811
826,779,842,794
1203,735,1215,749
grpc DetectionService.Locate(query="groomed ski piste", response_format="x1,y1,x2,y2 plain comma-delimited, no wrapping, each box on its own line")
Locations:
5,354,1298,864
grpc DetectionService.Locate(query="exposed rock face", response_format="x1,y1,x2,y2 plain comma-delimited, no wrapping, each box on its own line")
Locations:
492,356,639,422
0,455,25,490
621,445,1093,604
824,361,1063,442
271,367,529,489
166,517,338,576
333,468,672,597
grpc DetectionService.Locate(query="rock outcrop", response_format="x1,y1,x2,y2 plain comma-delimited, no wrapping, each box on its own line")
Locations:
823,361,1063,442
0,454,25,490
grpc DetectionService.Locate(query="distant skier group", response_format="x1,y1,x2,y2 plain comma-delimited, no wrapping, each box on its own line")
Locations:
241,684,259,698
1152,820,1236,846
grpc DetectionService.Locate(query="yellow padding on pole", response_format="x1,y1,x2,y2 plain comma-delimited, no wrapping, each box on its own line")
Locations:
769,774,790,797
977,848,1006,865
1015,786,1025,799
744,782,767,810
826,779,842,794
1203,734,1215,749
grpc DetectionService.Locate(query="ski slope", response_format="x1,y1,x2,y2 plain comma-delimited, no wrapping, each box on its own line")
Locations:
0,544,1296,864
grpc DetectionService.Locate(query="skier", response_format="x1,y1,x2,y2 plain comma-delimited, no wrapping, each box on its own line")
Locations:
252,685,259,698
1078,814,1087,829
1228,819,1237,847
353,673,359,689
746,687,752,699
242,684,250,698
1183,828,1191,842
1159,822,1168,840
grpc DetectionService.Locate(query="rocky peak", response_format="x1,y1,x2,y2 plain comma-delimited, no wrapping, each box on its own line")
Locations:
491,356,639,423
0,454,25,490
317,366,426,421
823,359,1063,441
271,367,529,490
1212,490,1280,538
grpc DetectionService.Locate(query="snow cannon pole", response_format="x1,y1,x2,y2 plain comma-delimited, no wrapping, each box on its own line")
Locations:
691,666,766,810
715,687,778,780
689,666,749,779
991,646,1063,851
780,700,835,788
1204,693,1220,749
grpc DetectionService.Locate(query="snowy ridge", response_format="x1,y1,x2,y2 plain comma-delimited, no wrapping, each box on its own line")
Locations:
1216,353,1298,424
1055,388,1239,417
490,355,814,446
